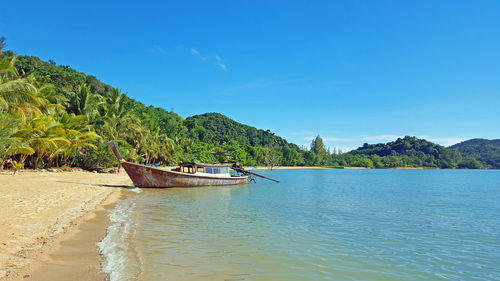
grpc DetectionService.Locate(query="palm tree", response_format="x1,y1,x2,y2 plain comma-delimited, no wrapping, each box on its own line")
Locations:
67,84,106,122
14,116,70,168
0,113,34,169
0,55,18,79
0,56,46,119
23,75,67,115
54,112,100,165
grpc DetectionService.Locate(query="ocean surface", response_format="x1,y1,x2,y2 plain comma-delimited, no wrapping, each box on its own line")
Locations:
99,169,500,280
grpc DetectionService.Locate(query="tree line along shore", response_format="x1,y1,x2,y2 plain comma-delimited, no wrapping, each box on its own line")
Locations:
1,40,498,171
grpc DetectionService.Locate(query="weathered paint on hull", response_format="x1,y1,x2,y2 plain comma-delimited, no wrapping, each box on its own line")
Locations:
121,161,249,188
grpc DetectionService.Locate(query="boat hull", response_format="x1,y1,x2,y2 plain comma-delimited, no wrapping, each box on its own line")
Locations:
121,161,249,188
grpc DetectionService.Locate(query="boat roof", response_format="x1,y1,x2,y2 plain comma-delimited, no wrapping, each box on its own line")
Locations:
178,162,233,168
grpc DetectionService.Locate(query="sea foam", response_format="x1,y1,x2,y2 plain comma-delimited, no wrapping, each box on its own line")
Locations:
130,187,142,193
98,197,136,281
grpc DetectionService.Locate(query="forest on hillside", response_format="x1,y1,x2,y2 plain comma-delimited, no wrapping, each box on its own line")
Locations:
449,139,500,168
0,44,302,169
0,40,494,170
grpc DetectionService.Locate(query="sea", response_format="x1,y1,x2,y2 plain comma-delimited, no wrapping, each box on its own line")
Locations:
98,169,500,280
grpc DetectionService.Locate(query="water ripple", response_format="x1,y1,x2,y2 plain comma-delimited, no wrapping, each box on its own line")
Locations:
114,170,500,280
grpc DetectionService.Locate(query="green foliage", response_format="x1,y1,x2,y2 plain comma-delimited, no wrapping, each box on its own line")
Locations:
14,55,87,90
346,136,463,169
184,113,302,166
0,51,177,169
449,139,500,168
452,144,499,168
351,157,375,168
185,113,287,146
458,157,482,169
1,50,494,170
72,142,122,170
449,138,500,148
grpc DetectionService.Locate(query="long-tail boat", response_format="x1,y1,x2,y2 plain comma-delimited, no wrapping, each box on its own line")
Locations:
108,141,278,188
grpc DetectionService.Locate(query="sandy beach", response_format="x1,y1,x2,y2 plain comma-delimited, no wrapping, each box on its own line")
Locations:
0,170,133,281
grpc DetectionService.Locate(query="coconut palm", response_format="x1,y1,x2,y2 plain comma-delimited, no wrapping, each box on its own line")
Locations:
14,116,70,168
67,84,106,122
0,55,18,79
0,113,34,169
23,75,67,115
0,57,47,119
53,112,100,165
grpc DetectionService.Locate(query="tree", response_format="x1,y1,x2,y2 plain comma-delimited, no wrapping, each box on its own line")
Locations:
67,84,105,122
311,135,326,155
15,116,70,168
263,146,281,170
351,157,374,168
310,135,327,165
0,56,46,119
0,113,34,170
281,145,302,166
303,150,319,166
0,37,6,53
458,157,482,169
54,112,100,165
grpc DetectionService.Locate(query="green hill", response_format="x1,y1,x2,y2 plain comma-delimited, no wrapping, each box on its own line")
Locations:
2,48,495,170
449,139,500,168
346,136,464,168
185,113,288,147
0,50,302,168
449,138,500,149
183,113,303,165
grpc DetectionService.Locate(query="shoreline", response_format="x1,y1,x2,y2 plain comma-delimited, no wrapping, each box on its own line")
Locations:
0,171,133,281
247,166,332,170
246,166,427,170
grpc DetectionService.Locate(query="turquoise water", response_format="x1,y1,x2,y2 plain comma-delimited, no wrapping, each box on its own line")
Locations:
101,169,500,280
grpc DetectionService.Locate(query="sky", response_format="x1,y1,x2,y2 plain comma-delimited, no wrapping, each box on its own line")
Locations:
1,0,499,151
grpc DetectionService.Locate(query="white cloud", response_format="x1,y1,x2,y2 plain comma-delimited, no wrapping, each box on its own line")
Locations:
214,55,228,71
290,131,316,136
362,134,403,142
304,136,356,142
218,62,228,71
190,48,199,55
153,45,165,54
324,137,357,142
190,49,228,71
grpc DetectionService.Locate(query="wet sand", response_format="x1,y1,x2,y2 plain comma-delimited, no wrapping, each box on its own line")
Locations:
0,170,133,281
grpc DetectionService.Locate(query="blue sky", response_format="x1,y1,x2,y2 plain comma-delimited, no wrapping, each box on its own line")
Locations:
2,0,499,151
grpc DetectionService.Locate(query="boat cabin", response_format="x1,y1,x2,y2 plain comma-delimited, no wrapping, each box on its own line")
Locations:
176,162,232,176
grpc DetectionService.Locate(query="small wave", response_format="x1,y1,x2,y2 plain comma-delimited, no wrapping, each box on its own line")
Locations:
131,187,142,193
98,198,136,281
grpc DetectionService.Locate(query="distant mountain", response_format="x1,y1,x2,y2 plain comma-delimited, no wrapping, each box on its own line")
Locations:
348,136,463,168
449,138,500,149
449,139,500,169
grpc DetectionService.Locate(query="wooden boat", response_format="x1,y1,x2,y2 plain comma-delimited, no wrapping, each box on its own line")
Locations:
108,141,249,188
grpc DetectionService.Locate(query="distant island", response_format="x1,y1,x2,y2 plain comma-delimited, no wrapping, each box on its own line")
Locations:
0,46,498,170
